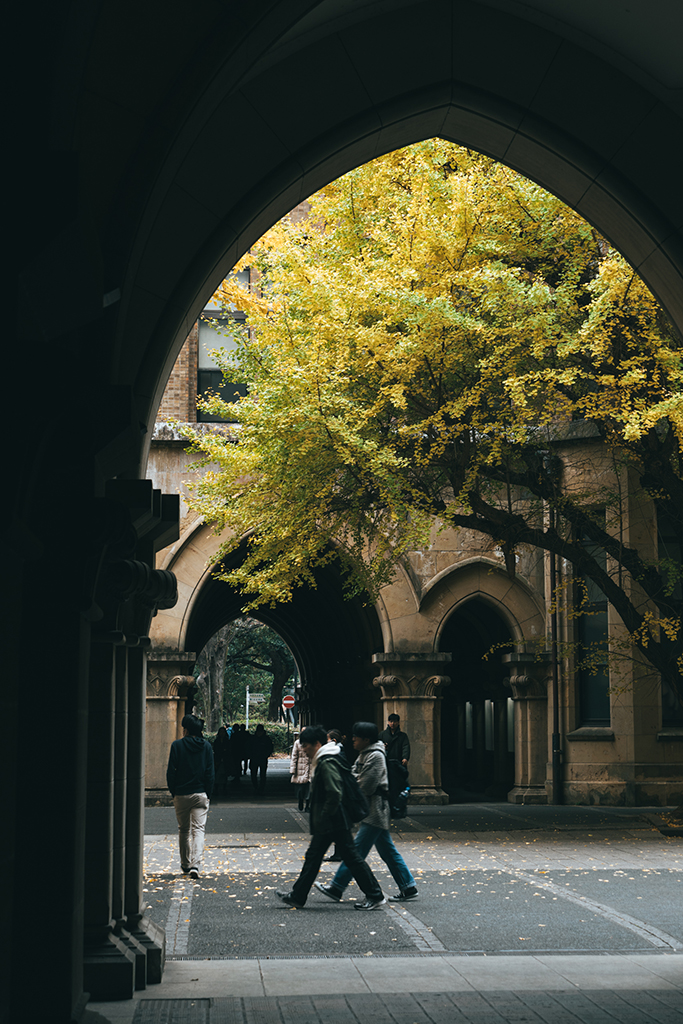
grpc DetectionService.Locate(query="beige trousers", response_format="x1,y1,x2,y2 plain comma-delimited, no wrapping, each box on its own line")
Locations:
173,792,209,873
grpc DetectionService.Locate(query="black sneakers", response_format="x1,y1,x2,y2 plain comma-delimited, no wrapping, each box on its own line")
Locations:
189,868,199,879
314,881,342,901
276,889,305,908
388,886,418,901
354,896,386,911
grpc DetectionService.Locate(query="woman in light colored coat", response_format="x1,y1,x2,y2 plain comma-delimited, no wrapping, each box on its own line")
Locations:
289,732,311,810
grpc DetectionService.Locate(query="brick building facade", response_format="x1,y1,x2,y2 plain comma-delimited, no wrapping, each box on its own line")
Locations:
157,321,198,423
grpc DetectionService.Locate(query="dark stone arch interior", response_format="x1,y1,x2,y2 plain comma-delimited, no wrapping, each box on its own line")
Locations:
438,599,514,801
185,547,383,736
13,3,683,1015
118,4,683,453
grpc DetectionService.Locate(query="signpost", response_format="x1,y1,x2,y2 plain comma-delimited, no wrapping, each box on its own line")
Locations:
282,694,296,740
246,687,266,729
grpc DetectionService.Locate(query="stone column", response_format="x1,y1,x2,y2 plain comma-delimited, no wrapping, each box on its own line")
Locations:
493,698,509,787
504,653,551,805
372,652,451,804
83,639,136,1001
145,652,196,804
126,646,166,983
112,645,128,932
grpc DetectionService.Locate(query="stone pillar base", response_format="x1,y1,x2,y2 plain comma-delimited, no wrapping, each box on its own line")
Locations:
116,930,148,991
129,916,165,985
71,992,90,1022
408,786,449,805
508,785,548,805
83,933,136,1002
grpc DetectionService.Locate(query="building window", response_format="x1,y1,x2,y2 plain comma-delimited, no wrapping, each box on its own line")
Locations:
196,312,247,422
576,534,611,726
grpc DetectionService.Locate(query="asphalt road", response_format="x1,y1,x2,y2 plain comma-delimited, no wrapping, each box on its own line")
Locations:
143,867,683,959
144,772,683,962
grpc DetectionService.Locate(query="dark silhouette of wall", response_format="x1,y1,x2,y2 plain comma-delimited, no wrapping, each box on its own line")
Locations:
8,3,683,1019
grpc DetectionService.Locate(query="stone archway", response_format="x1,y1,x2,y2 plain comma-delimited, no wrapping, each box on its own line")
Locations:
146,521,384,795
13,4,683,1017
427,560,549,803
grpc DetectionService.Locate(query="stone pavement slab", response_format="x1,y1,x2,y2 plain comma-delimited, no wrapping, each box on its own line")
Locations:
88,955,683,1023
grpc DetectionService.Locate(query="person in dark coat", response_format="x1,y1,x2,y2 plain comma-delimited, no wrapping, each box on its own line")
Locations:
249,723,274,794
324,728,347,861
212,726,231,797
381,713,410,766
167,714,214,878
233,723,251,776
276,725,385,910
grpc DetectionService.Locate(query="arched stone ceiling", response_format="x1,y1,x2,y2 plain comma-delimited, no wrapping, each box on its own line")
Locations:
100,0,683,484
263,0,683,99
16,0,683,491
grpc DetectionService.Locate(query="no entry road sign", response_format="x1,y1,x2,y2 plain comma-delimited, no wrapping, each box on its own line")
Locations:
282,695,296,709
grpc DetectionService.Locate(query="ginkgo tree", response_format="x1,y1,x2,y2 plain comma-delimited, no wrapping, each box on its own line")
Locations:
179,138,683,709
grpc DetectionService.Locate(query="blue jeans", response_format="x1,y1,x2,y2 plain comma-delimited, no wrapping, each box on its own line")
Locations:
331,822,415,893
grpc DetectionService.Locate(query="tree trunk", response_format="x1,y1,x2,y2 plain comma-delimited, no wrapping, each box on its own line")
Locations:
267,648,292,721
195,623,235,730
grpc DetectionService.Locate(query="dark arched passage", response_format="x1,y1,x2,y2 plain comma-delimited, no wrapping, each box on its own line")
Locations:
439,599,514,801
185,547,384,735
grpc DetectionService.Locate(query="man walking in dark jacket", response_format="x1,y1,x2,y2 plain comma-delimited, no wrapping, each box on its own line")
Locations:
167,714,215,878
276,725,385,910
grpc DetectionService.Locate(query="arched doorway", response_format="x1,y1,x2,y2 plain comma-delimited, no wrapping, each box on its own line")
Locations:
439,599,514,801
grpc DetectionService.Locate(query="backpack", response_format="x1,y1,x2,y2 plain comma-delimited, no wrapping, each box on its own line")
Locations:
324,753,370,824
386,757,410,819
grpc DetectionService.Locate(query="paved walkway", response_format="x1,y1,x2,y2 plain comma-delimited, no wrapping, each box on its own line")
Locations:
88,802,683,1024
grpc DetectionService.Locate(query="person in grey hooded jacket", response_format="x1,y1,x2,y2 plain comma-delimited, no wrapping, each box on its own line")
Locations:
315,721,418,902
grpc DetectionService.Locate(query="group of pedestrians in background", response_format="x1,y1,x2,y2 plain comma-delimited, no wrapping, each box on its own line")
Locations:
212,721,274,796
167,710,418,910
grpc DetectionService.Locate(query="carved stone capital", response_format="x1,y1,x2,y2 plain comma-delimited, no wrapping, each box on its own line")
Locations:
372,673,404,698
146,673,195,699
371,653,452,699
506,672,548,700
502,653,550,700
418,675,452,697
104,561,178,611
145,652,197,698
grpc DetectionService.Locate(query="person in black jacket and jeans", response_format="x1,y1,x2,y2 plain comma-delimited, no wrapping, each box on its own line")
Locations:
276,725,385,910
167,714,215,878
